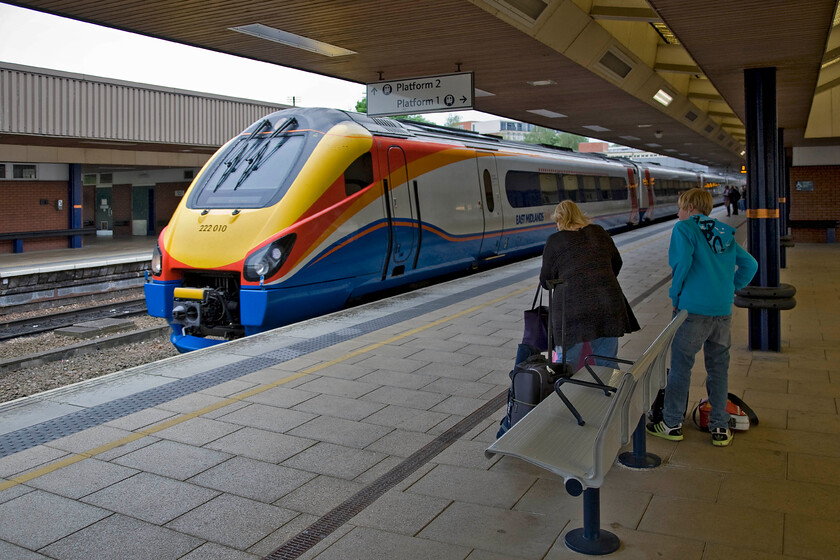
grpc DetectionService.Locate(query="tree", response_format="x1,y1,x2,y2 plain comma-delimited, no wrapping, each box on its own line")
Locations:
444,114,463,127
355,98,367,113
555,132,588,150
523,126,560,146
523,126,588,150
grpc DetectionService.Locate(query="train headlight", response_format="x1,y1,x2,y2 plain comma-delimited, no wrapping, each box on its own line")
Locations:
243,233,297,282
151,243,163,276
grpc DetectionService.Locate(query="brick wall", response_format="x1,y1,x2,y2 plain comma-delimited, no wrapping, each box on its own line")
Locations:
0,181,68,233
112,184,133,236
788,166,840,243
0,180,70,253
154,181,189,232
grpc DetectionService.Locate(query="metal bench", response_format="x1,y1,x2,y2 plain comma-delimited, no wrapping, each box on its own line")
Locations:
485,311,688,555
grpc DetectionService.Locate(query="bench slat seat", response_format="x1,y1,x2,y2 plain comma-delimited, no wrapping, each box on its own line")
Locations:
485,369,632,490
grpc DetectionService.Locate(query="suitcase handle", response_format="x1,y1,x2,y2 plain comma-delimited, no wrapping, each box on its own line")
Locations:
545,279,568,373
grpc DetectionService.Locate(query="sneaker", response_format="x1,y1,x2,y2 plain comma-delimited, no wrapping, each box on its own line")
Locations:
646,420,684,441
711,427,733,447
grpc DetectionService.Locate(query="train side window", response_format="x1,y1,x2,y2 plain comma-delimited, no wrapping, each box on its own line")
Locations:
581,176,598,202
561,175,578,202
482,169,495,212
539,173,560,205
610,177,628,200
505,170,541,208
344,152,374,196
597,177,611,200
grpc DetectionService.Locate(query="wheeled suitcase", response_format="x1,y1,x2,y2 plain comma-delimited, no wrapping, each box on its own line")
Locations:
497,280,571,437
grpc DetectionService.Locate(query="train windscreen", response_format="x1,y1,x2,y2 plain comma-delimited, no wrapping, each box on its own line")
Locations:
189,118,307,209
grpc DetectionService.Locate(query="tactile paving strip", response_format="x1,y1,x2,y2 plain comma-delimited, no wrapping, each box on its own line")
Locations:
0,266,538,458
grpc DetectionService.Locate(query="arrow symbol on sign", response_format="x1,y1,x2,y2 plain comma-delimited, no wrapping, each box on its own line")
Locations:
371,87,378,95
460,96,467,103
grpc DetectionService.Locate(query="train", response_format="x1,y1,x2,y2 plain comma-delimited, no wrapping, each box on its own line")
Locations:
144,107,744,352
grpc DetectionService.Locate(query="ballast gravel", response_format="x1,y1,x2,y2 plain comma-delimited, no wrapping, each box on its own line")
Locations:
0,314,179,404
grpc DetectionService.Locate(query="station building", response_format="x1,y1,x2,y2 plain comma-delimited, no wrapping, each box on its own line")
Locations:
0,62,288,254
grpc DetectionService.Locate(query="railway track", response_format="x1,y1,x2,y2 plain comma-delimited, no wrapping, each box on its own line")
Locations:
0,298,148,342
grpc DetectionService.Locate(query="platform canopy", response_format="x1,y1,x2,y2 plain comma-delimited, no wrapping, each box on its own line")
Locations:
7,0,839,169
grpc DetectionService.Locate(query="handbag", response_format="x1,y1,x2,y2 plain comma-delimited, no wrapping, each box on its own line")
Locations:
522,285,549,351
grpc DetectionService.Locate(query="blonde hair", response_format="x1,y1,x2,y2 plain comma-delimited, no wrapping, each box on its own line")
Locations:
678,188,713,216
552,200,592,231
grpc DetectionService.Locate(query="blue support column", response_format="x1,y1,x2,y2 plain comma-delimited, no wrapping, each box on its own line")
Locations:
564,488,619,555
68,163,83,248
619,415,661,469
778,129,788,268
744,67,782,351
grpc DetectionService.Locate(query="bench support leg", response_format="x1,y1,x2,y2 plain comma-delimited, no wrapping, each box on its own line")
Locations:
619,415,661,469
564,488,620,555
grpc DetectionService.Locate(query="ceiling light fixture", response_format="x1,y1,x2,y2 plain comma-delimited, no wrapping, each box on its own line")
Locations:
583,125,611,132
526,79,556,86
653,89,673,107
229,24,356,57
526,109,567,118
474,88,495,97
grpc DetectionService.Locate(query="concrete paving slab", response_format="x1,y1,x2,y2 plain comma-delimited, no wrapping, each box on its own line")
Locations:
203,426,315,464
165,493,297,551
418,501,562,559
113,439,233,480
82,472,220,524
311,526,471,560
41,513,202,560
274,474,365,516
188,456,316,503
280,441,387,480
286,415,392,448
0,490,110,550
25,457,137,499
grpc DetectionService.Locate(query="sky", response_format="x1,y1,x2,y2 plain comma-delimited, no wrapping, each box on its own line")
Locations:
0,2,494,126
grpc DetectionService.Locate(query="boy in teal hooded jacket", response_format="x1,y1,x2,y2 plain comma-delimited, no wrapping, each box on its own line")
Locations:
648,188,757,447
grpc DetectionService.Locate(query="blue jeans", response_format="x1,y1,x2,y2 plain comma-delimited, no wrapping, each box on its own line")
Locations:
663,313,731,430
554,336,619,370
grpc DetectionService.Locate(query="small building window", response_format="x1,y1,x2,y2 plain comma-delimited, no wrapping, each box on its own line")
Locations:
0,164,5,179
13,164,36,179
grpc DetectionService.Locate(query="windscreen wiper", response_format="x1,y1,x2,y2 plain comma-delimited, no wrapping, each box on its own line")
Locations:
232,119,298,190
211,119,275,192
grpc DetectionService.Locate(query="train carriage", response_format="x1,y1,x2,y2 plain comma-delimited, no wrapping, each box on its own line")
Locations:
145,107,704,352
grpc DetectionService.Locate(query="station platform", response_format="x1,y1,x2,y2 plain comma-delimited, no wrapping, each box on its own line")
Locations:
0,212,837,560
0,236,155,279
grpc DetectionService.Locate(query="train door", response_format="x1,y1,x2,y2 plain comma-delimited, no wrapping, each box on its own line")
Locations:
475,153,504,257
384,145,418,276
642,168,656,221
627,166,640,225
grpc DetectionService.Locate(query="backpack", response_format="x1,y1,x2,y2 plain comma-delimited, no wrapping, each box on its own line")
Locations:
692,394,758,432
649,390,758,432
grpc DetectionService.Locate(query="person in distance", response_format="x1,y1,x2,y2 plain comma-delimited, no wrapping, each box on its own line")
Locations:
539,200,640,370
646,188,757,447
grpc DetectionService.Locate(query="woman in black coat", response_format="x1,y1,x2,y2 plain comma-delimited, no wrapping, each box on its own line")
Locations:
539,200,640,367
